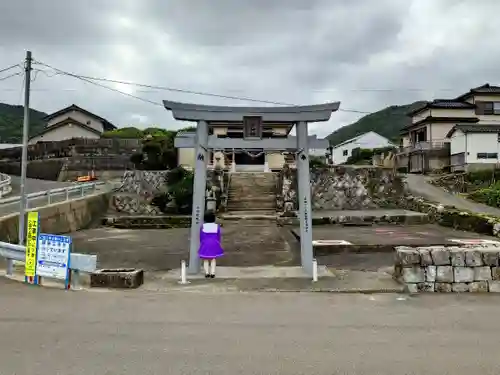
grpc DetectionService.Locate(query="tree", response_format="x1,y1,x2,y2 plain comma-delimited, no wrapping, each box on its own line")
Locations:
101,125,193,170
102,127,144,138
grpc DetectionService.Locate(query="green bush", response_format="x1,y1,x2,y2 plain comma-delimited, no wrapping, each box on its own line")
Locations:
309,156,327,170
169,173,194,213
150,167,194,214
345,147,396,165
465,170,500,186
469,182,500,207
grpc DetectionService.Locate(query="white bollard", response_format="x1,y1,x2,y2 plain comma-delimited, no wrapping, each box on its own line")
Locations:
312,259,318,282
179,260,190,284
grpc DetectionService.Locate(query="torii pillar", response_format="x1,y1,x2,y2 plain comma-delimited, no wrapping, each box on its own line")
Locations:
164,100,340,275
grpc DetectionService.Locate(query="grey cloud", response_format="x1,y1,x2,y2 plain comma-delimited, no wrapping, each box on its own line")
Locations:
1,0,500,138
0,2,120,46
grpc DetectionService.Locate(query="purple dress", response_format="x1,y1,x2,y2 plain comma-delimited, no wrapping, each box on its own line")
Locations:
198,223,224,259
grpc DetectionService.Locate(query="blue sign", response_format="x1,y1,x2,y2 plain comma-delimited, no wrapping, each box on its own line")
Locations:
36,234,72,284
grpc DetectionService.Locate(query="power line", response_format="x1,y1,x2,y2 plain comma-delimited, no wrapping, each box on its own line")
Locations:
34,61,374,115
0,72,21,82
32,63,482,95
34,61,295,105
29,59,500,119
32,63,163,108
0,63,21,75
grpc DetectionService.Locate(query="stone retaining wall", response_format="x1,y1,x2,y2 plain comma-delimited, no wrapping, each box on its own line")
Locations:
395,245,500,293
277,166,405,212
111,169,226,215
400,195,500,238
0,191,110,243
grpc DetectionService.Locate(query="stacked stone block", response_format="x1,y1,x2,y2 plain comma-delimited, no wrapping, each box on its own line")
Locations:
395,245,500,293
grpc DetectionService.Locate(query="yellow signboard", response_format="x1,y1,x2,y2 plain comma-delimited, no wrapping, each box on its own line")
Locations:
24,211,39,277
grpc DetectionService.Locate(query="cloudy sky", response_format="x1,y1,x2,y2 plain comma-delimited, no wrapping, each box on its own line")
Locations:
0,0,498,136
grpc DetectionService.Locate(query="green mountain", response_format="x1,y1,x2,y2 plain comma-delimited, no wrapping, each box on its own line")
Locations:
0,103,48,143
327,101,427,146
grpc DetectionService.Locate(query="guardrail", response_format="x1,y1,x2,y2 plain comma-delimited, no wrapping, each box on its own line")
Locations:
0,173,12,198
0,240,97,287
0,181,107,208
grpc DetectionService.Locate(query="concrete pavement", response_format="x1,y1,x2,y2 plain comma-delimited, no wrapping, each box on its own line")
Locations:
406,174,500,216
1,278,500,374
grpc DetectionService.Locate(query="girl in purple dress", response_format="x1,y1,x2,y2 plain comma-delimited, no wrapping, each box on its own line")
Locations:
199,211,224,278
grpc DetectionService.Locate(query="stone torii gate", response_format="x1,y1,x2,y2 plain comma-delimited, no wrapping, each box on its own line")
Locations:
164,100,340,275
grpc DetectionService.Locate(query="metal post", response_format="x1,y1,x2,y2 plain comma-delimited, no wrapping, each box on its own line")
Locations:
13,51,32,276
179,260,189,284
312,258,318,282
70,270,81,290
296,121,313,275
188,120,208,274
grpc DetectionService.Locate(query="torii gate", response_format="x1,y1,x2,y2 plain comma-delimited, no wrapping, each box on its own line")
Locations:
164,100,340,275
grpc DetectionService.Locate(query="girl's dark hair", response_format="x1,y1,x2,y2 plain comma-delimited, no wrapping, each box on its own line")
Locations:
204,211,216,223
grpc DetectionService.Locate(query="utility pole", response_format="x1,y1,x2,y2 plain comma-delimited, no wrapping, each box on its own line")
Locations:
9,51,32,276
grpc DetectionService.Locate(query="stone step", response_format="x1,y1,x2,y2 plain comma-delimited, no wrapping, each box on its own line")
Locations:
228,194,275,200
228,201,277,208
227,206,276,211
231,174,276,178
230,179,276,184
229,185,276,190
228,190,276,195
228,206,277,212
228,197,276,202
230,180,276,184
228,190,276,196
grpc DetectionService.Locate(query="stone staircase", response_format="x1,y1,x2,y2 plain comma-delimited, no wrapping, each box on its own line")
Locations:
226,172,277,213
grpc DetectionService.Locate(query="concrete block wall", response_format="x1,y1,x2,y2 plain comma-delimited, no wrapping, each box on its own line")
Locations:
0,191,110,243
395,245,500,293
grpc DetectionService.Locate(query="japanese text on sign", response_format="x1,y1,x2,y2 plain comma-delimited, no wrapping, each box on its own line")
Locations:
36,234,71,280
303,197,309,233
195,205,201,225
25,211,39,277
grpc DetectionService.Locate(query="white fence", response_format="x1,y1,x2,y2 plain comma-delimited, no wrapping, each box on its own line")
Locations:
0,181,106,208
0,173,12,198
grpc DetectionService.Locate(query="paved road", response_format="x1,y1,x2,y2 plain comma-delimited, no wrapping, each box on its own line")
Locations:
406,174,500,216
0,176,112,217
1,278,500,374
8,175,74,196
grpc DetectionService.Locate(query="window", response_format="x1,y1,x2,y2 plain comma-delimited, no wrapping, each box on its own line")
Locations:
477,153,498,159
343,150,348,156
476,101,500,115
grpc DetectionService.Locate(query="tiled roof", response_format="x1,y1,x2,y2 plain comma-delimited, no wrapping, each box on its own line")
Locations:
446,124,500,138
407,100,474,116
470,83,500,94
455,83,500,100
44,104,116,130
430,100,475,109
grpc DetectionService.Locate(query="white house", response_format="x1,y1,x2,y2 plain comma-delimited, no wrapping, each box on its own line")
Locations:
29,104,116,144
448,124,500,172
331,131,394,164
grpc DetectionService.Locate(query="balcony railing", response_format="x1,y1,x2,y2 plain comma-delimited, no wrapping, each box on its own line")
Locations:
397,141,450,154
